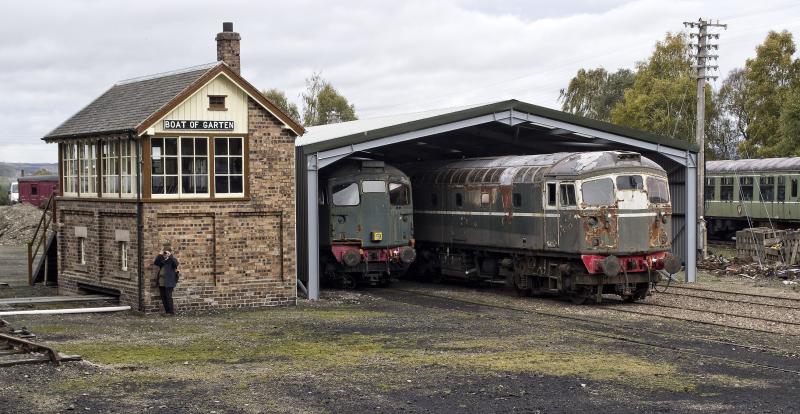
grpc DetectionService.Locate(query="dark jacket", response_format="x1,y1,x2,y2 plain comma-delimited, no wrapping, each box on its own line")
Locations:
153,254,180,288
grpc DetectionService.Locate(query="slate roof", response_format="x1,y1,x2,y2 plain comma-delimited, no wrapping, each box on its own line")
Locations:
44,63,220,140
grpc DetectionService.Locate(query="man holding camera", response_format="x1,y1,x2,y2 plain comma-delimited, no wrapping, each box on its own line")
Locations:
153,246,180,315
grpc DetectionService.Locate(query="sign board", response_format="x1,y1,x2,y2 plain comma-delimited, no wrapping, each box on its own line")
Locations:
163,120,235,131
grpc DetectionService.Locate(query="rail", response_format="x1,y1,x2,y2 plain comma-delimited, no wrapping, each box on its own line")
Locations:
27,192,56,285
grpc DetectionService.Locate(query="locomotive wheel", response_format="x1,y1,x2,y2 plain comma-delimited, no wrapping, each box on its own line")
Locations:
624,283,650,302
569,288,591,305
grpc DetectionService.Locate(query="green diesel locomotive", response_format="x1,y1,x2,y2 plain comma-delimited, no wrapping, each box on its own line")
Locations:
319,159,416,288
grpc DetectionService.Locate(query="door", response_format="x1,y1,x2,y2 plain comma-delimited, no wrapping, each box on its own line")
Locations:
543,181,559,248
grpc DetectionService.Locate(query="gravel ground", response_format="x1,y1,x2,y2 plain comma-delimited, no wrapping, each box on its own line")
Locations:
1,283,799,413
0,204,50,246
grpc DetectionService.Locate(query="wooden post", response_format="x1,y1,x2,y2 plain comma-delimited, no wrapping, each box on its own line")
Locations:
27,242,33,286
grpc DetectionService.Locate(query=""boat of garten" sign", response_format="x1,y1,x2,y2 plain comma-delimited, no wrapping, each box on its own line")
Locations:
163,120,235,130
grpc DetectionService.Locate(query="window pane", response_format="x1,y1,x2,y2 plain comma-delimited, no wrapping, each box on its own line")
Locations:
230,157,242,174
332,183,360,206
165,158,178,175
362,180,385,193
181,139,194,155
182,158,194,175
560,184,576,206
581,178,614,206
229,138,242,155
152,176,164,194
195,138,207,155
455,193,463,207
165,176,178,194
196,176,208,193
389,183,410,205
195,158,208,174
215,158,229,174
215,176,228,193
229,176,243,193
646,177,669,204
616,175,644,190
215,138,228,156
547,183,556,206
164,138,178,155
513,193,522,207
182,176,195,193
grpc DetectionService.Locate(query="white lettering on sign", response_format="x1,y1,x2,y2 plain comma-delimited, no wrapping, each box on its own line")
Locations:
163,120,235,130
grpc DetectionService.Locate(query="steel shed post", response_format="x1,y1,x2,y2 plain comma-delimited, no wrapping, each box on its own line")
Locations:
685,157,697,283
306,154,320,300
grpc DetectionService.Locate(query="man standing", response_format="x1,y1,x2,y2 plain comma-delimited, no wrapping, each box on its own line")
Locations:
153,246,179,315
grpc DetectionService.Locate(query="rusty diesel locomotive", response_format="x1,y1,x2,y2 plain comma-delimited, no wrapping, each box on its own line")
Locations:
411,151,681,303
319,160,416,288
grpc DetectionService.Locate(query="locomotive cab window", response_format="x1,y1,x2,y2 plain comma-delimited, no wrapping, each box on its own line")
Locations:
646,177,669,204
616,175,643,190
559,183,576,206
740,177,754,201
389,182,410,205
332,182,360,206
581,178,614,206
546,183,557,207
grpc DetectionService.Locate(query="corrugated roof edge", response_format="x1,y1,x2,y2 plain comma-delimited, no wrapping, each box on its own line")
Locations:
298,99,699,154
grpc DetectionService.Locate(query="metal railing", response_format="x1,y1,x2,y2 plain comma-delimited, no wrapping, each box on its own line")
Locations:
27,193,56,286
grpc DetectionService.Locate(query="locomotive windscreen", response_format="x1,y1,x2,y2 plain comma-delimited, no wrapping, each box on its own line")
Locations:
581,178,614,206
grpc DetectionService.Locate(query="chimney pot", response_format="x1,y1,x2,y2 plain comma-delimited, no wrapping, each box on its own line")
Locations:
216,22,241,74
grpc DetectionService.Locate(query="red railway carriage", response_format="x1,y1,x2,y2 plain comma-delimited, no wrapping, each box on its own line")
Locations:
17,175,59,208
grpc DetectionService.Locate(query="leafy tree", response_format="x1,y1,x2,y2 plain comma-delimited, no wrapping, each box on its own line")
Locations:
610,33,715,143
779,84,800,153
559,68,634,121
262,88,301,123
32,168,54,176
738,30,800,157
717,68,750,142
301,72,357,127
0,181,8,205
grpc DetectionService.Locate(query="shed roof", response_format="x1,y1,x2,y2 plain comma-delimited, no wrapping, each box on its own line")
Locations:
707,157,800,173
44,62,304,140
297,99,699,153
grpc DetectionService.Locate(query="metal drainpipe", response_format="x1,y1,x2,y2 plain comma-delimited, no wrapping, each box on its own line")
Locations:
134,131,144,312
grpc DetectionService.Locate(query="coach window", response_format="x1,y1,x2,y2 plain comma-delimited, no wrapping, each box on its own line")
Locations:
332,183,360,206
704,177,716,200
778,176,786,202
739,177,754,201
792,177,799,199
546,183,557,207
430,193,437,207
759,176,774,202
389,182,410,205
720,177,734,201
560,183,576,206
31,185,38,196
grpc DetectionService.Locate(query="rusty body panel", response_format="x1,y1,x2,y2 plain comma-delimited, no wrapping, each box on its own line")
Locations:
410,150,675,302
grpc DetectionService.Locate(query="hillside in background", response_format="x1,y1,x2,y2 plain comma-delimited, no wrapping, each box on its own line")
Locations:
0,162,58,184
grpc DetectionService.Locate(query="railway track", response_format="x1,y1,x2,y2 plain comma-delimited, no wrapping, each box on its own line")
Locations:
667,285,800,304
658,290,800,311
0,319,80,367
383,287,800,376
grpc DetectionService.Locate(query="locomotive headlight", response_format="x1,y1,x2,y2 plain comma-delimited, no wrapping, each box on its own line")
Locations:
337,216,345,224
592,238,600,247
588,217,598,226
661,214,668,224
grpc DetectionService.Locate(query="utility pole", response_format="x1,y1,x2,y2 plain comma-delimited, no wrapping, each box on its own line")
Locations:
684,18,726,260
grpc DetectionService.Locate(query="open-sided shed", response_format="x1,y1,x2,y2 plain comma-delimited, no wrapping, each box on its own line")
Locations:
296,99,700,299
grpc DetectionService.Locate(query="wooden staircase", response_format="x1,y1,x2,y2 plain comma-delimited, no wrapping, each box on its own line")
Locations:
27,193,58,286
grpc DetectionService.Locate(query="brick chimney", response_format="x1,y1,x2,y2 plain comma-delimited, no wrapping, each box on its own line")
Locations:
216,22,241,74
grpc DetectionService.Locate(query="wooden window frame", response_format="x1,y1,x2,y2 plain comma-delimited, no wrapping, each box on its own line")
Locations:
144,133,249,201
208,95,227,111
213,136,246,198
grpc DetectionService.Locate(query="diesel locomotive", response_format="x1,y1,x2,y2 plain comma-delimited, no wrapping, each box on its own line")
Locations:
411,151,681,303
319,159,416,288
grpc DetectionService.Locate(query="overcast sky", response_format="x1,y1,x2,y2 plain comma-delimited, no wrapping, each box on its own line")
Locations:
1,0,799,163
